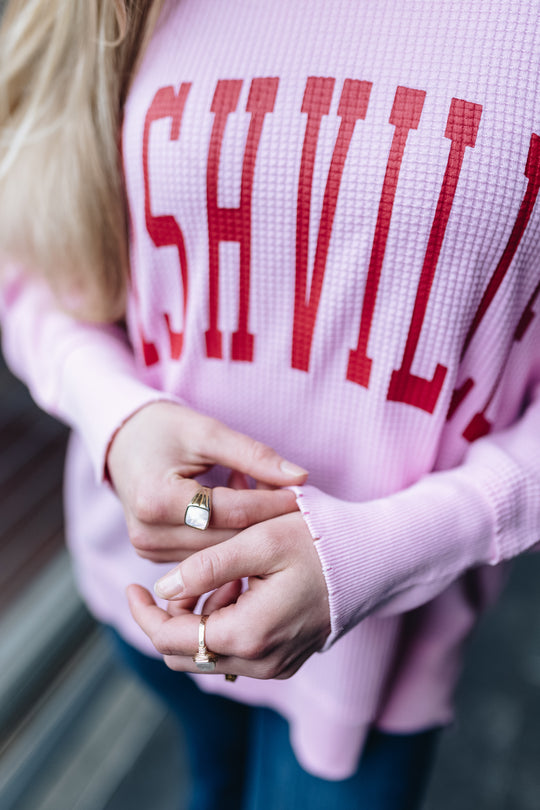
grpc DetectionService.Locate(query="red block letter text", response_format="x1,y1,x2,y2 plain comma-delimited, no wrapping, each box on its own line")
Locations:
292,78,372,371
206,78,279,360
388,98,482,413
347,86,426,388
143,83,192,363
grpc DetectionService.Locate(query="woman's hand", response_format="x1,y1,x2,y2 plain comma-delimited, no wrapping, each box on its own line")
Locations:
126,512,331,679
107,402,308,562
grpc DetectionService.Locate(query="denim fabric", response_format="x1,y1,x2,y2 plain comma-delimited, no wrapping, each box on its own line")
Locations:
243,707,439,810
108,628,439,810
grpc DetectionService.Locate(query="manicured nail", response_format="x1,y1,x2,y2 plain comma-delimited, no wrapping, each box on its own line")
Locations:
154,568,184,599
280,460,308,477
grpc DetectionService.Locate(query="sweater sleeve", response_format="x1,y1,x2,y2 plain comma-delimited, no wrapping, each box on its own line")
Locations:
294,381,540,649
0,270,178,482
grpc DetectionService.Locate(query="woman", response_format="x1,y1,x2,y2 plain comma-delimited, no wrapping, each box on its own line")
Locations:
1,1,540,807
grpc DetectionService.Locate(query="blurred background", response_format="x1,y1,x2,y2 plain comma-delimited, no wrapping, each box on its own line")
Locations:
0,351,539,810
0,3,539,804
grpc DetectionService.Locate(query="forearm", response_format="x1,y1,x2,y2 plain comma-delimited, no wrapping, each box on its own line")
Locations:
294,381,540,647
0,269,177,480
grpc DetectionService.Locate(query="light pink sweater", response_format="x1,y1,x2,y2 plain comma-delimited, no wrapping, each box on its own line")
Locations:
3,0,540,779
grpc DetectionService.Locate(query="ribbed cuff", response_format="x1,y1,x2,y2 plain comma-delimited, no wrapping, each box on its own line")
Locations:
293,434,540,648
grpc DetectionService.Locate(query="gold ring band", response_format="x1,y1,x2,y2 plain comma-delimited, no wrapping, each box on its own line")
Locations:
192,614,217,672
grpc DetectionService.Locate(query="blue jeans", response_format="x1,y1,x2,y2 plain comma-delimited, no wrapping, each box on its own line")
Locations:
108,629,440,810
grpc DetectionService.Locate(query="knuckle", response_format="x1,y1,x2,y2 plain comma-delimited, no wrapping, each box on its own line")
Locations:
258,659,282,680
275,666,295,680
129,526,154,554
249,439,275,467
237,632,272,662
192,547,221,587
277,654,307,680
226,500,250,530
153,632,174,658
217,624,237,653
131,491,165,524
263,529,281,555
199,418,222,453
238,640,262,661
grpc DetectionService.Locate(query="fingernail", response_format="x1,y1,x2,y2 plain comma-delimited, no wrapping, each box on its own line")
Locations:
280,460,308,477
154,568,184,599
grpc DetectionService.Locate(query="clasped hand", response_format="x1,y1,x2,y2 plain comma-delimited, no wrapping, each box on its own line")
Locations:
107,402,331,679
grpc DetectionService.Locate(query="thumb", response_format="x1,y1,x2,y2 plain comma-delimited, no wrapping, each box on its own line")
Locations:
154,530,266,600
209,422,308,487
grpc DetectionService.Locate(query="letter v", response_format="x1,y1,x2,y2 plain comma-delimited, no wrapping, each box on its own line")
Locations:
292,78,372,371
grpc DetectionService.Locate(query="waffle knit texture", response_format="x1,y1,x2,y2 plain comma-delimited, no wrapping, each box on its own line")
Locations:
3,0,540,779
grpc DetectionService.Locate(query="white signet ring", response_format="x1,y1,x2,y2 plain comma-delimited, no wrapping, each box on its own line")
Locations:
184,487,212,531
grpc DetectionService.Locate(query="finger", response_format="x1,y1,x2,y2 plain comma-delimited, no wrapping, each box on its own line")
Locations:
135,549,193,564
133,484,298,535
160,650,286,679
167,594,199,617
127,587,239,666
129,588,305,679
161,605,308,680
130,476,203,527
130,522,237,560
126,584,173,637
162,653,287,680
149,601,276,676
255,480,276,491
204,423,308,487
127,584,201,655
211,486,298,529
227,470,249,490
154,526,275,600
202,580,243,613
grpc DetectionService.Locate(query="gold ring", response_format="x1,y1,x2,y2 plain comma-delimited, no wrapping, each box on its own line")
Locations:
225,674,237,682
184,486,212,530
192,615,217,672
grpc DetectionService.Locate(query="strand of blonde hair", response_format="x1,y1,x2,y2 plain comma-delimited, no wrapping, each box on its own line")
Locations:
0,0,164,321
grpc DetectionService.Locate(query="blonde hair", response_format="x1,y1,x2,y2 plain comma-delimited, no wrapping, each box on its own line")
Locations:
0,0,164,321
